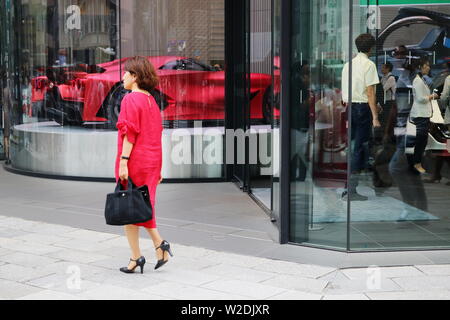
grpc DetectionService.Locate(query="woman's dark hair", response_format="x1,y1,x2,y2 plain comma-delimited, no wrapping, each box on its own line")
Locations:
124,56,159,91
416,57,430,78
355,33,376,54
418,57,430,69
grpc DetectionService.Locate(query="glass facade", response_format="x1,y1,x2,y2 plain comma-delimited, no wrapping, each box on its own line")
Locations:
289,0,351,248
289,0,450,250
1,0,228,180
247,0,280,216
2,0,450,251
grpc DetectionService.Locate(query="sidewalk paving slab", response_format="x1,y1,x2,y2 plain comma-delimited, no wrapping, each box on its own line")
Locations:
201,279,287,299
17,290,86,300
0,252,60,268
392,276,450,291
13,233,74,245
141,281,252,300
45,249,112,264
78,284,168,300
0,263,56,283
253,260,336,279
367,290,450,300
266,290,322,300
415,264,450,276
1,214,450,300
25,273,102,295
322,294,370,300
0,279,44,299
260,274,329,294
322,276,403,295
341,266,424,279
201,264,277,283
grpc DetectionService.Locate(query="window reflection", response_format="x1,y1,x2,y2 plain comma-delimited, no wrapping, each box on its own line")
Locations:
350,3,450,250
290,1,450,250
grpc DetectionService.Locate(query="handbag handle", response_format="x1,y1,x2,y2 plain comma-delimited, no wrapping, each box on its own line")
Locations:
114,177,137,193
114,178,134,219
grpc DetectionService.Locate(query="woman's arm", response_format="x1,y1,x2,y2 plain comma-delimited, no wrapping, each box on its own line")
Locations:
441,76,450,105
119,135,134,181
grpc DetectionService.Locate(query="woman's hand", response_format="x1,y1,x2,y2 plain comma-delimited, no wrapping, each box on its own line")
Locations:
119,160,129,181
372,118,381,128
158,175,163,184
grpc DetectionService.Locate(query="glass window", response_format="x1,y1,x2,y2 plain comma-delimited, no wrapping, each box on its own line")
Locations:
349,1,450,250
290,0,450,251
120,0,225,124
120,0,225,179
248,0,276,212
3,0,226,180
271,0,282,222
290,0,351,249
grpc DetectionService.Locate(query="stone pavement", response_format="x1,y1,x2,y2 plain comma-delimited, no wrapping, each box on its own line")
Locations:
1,215,450,300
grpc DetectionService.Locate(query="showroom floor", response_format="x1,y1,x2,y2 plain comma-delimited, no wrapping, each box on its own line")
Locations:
290,175,450,250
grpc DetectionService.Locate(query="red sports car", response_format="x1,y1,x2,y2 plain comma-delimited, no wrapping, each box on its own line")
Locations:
31,56,279,127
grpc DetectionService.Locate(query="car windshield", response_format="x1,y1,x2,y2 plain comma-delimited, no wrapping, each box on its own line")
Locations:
160,58,215,71
37,63,106,76
418,27,444,49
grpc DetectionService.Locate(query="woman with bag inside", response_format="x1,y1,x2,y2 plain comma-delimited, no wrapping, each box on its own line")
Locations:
115,56,172,273
410,58,439,174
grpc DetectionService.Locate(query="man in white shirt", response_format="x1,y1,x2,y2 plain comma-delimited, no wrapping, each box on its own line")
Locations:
342,33,381,201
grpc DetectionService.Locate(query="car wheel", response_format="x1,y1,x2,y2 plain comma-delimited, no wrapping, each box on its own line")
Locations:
150,89,170,112
105,83,129,129
105,84,169,129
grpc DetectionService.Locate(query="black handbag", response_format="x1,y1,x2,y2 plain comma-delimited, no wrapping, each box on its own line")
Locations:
104,178,152,226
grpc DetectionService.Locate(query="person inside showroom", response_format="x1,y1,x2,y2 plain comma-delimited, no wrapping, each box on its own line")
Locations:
409,57,439,175
341,33,381,201
424,62,450,184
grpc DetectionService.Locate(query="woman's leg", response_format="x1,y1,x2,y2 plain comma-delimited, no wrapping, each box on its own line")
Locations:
124,224,142,268
145,228,169,261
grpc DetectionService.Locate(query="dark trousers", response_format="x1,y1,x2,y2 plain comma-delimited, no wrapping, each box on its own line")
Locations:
348,103,372,193
351,103,372,172
374,100,394,144
412,117,430,165
429,155,450,180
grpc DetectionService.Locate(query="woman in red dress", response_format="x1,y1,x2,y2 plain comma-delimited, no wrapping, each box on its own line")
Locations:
116,56,173,273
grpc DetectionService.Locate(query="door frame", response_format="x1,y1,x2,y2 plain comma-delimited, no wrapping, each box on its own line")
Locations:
225,0,251,191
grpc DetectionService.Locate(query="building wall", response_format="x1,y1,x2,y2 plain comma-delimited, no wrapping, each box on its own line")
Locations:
250,0,272,75
121,0,224,65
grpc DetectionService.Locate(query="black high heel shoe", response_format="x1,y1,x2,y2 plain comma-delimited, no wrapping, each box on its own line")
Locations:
154,240,173,270
120,256,146,274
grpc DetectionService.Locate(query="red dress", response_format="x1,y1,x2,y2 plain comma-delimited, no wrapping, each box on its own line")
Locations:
115,92,163,229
